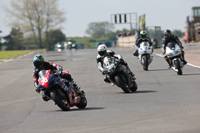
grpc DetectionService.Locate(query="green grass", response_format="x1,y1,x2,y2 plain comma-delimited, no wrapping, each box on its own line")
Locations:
0,50,45,59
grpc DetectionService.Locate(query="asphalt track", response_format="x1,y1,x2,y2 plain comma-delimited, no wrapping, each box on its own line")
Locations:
0,47,200,133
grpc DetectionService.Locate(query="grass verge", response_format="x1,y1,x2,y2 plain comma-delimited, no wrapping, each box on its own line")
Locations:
0,49,45,60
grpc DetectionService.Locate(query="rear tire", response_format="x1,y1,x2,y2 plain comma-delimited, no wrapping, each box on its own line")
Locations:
115,75,131,93
50,89,70,111
130,81,138,92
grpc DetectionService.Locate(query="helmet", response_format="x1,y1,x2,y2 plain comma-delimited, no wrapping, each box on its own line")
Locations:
164,29,172,37
97,44,107,56
140,30,147,38
33,54,44,69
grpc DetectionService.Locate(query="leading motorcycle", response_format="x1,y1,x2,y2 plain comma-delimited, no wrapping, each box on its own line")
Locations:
138,42,153,71
103,56,138,93
165,42,184,75
37,70,87,111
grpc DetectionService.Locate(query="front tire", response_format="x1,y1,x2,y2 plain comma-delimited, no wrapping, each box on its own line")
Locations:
174,60,182,75
114,75,131,93
142,55,148,71
50,89,70,111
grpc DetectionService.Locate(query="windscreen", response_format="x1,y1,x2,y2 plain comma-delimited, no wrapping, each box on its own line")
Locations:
38,70,48,78
167,42,176,49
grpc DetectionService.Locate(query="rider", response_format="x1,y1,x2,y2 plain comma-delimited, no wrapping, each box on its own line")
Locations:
133,30,153,56
96,44,135,84
162,29,187,68
32,54,81,101
67,39,73,49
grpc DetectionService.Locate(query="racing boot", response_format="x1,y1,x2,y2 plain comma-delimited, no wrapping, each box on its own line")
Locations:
42,92,50,102
133,49,138,56
182,60,187,65
181,51,187,65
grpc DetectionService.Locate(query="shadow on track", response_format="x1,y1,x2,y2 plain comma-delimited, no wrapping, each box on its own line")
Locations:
181,73,200,76
69,107,105,112
116,90,157,94
49,107,105,112
148,68,169,71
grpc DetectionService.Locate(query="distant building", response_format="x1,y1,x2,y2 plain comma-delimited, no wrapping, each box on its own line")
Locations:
185,6,200,42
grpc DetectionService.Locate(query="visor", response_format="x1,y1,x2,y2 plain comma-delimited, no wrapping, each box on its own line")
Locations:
98,51,106,56
34,61,43,68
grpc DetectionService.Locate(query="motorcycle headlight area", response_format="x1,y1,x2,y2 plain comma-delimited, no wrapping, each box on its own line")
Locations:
175,50,181,55
167,53,174,57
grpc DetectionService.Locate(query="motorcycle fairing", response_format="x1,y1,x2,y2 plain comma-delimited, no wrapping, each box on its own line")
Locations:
38,70,50,89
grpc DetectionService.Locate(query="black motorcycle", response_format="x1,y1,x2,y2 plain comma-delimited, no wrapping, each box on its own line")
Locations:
103,56,138,93
37,70,87,111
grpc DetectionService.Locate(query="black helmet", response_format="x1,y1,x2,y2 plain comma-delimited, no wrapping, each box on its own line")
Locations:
164,29,172,37
33,54,44,69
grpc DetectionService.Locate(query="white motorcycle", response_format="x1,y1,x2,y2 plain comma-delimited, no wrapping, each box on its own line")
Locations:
138,42,153,71
165,42,184,75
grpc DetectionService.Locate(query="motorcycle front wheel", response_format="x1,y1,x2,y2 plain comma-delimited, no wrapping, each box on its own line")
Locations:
50,89,70,111
114,75,131,93
142,55,149,71
174,59,182,75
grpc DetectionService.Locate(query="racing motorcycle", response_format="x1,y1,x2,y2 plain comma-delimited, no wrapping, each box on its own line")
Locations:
103,56,138,93
37,70,87,111
165,42,184,75
138,42,153,71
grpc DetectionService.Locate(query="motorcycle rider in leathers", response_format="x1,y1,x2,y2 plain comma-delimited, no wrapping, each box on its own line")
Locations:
32,54,82,101
162,29,187,68
96,44,135,84
133,30,153,56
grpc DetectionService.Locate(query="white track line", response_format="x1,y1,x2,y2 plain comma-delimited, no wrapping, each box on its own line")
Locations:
154,53,200,69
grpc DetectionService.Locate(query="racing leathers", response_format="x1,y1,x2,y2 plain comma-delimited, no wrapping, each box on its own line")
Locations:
96,50,134,83
162,35,187,67
32,61,81,101
133,37,153,56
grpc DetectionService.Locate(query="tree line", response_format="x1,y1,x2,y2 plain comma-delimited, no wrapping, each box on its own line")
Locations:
1,0,66,51
0,0,185,51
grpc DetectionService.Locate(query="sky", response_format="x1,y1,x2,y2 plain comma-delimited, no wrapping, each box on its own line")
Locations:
0,0,199,37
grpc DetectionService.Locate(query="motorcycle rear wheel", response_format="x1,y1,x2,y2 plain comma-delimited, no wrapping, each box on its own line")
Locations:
50,89,70,111
76,96,87,109
130,80,138,92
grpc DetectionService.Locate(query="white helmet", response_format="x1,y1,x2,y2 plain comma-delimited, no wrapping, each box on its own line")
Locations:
97,44,107,56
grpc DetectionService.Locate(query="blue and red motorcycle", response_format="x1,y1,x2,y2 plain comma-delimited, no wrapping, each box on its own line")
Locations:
37,70,87,111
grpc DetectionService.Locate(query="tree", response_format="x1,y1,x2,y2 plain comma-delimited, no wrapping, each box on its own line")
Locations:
46,29,66,50
4,27,24,50
7,0,66,49
172,30,184,38
85,21,114,37
0,30,2,50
